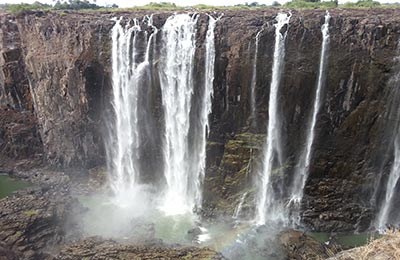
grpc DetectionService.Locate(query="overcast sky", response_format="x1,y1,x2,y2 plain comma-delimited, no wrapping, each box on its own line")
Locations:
3,0,400,7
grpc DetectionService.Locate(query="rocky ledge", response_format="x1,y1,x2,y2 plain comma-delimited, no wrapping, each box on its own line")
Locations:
0,174,75,259
54,238,226,260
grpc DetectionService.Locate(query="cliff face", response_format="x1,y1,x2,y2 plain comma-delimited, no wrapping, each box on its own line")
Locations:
204,9,400,231
1,9,400,232
14,12,114,167
0,14,42,166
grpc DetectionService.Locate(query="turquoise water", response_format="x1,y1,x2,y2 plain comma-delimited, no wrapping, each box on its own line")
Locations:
77,193,285,260
78,193,197,244
0,174,31,199
308,232,381,249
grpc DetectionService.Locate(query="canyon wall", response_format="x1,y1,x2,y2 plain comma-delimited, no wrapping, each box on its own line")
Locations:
1,9,400,232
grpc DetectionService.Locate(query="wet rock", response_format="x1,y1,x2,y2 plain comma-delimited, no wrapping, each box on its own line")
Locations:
203,132,264,218
0,177,76,259
55,238,226,260
0,107,42,169
204,9,400,232
279,230,340,260
0,241,20,260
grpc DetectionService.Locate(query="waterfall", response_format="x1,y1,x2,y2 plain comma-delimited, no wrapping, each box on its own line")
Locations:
377,140,400,230
255,13,291,225
233,192,248,220
108,16,157,205
250,30,262,129
159,13,198,215
375,42,400,231
191,15,218,209
288,11,331,225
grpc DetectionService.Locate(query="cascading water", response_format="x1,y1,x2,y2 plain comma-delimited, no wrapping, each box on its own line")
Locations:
288,11,331,225
375,42,400,231
250,30,262,129
377,140,400,230
233,192,248,220
108,16,157,205
159,13,218,215
190,15,218,210
255,13,291,226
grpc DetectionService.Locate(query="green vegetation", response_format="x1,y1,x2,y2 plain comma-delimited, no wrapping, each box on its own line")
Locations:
23,209,39,216
143,2,177,8
1,0,400,14
53,0,102,10
283,0,338,9
131,2,183,10
0,2,52,13
341,0,381,8
0,0,117,14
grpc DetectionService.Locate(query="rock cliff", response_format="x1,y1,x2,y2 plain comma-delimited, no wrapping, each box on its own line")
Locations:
1,8,400,232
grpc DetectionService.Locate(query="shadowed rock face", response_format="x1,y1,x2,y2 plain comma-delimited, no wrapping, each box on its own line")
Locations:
0,107,42,168
0,15,32,111
1,9,400,232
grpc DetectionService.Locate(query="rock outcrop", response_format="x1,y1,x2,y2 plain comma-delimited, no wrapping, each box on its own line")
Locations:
0,171,75,259
0,168,229,259
279,230,340,260
327,230,400,260
55,238,226,260
1,8,400,232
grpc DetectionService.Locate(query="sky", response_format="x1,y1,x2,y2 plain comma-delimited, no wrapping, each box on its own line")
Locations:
3,0,399,7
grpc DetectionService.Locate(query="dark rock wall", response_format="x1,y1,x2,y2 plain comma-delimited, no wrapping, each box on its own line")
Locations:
14,12,115,167
1,9,400,231
205,9,400,231
0,15,32,111
0,14,42,167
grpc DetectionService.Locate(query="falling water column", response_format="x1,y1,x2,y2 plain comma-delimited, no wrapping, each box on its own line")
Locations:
191,16,218,210
255,13,291,226
250,30,262,129
159,14,199,215
288,11,331,225
376,42,400,231
109,17,156,205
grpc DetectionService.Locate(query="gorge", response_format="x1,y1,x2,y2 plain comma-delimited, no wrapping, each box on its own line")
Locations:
1,7,400,260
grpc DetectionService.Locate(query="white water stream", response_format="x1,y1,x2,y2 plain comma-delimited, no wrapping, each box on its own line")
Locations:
256,13,291,225
109,16,157,205
288,11,331,225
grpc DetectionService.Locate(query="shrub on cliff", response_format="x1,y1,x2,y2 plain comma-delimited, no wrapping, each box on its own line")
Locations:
1,2,52,13
342,0,381,8
53,0,101,10
284,0,338,9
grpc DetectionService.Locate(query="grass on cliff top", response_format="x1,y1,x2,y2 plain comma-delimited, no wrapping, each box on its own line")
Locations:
330,230,400,260
3,0,400,14
71,2,400,12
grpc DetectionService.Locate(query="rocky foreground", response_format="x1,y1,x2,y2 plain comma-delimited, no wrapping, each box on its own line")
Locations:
56,239,226,260
0,169,227,260
1,167,400,260
327,230,400,260
0,167,332,260
0,170,75,259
